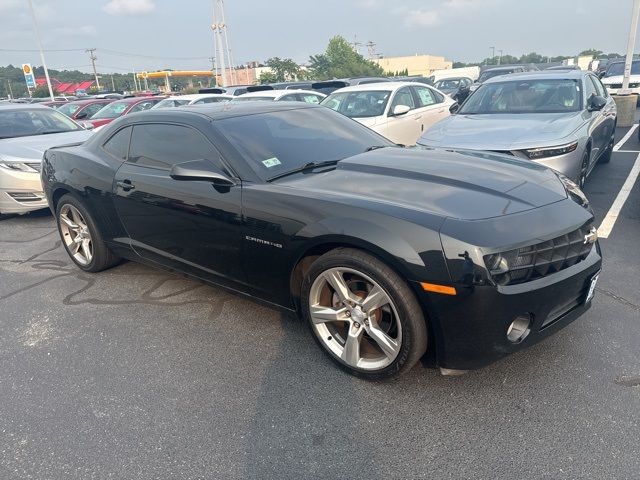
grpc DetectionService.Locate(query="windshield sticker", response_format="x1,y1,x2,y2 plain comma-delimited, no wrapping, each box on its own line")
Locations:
262,157,281,168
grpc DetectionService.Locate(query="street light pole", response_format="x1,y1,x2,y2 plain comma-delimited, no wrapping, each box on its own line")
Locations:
490,46,495,65
621,0,640,93
26,0,54,101
498,50,503,65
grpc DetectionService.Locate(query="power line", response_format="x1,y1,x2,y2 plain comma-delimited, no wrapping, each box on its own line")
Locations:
0,48,85,52
98,48,210,61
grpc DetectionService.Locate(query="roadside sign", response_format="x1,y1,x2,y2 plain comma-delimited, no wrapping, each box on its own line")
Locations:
22,63,36,89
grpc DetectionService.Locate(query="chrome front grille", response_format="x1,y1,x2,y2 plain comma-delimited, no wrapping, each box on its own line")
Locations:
484,224,595,286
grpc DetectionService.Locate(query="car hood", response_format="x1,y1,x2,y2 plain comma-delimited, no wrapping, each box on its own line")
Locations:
419,113,586,150
0,130,93,162
281,147,567,220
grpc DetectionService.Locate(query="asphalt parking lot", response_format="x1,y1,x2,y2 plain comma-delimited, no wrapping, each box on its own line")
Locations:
1,128,639,479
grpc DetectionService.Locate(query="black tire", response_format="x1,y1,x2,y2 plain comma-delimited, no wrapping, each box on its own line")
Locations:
301,248,428,380
600,129,615,164
578,149,590,189
55,194,120,272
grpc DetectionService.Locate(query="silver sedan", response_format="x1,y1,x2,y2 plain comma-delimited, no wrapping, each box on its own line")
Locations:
418,71,617,188
0,104,92,215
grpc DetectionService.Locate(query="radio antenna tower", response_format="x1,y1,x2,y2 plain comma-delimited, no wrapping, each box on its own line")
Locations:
366,41,377,59
211,0,236,87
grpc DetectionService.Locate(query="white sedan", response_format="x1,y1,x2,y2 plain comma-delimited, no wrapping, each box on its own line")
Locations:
151,93,233,109
233,89,326,104
320,82,455,145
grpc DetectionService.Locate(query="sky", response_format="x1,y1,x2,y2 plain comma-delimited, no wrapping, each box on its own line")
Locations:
0,0,638,75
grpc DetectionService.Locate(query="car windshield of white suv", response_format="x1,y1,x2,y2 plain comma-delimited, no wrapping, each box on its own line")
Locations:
321,91,391,118
153,98,191,109
605,61,640,77
459,79,582,114
90,102,129,119
0,108,82,139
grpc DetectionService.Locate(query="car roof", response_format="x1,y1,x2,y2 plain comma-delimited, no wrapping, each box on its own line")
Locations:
64,98,113,106
237,89,324,99
164,93,231,101
128,100,319,121
483,70,589,84
0,103,50,111
329,81,425,93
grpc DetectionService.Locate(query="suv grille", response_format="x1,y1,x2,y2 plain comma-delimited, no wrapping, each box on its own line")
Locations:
484,224,594,286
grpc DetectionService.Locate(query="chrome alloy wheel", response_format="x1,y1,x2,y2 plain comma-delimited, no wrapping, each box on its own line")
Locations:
59,204,93,266
309,267,402,370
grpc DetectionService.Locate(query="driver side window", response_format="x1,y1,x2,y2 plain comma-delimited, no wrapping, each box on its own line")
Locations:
390,87,415,111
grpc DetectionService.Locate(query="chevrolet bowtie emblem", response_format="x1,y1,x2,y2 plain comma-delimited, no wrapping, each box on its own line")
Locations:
584,227,598,245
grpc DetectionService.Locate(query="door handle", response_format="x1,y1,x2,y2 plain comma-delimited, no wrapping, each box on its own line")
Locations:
117,180,135,191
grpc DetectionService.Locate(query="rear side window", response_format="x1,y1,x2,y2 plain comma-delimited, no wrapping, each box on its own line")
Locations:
102,126,132,160
128,124,219,170
300,94,323,104
413,86,436,107
129,100,157,113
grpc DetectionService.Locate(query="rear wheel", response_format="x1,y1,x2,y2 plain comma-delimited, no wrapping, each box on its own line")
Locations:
56,194,120,272
600,129,615,164
301,248,428,380
578,150,590,189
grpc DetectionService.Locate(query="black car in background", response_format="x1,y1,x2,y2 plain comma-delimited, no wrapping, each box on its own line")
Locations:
41,103,601,379
433,77,473,103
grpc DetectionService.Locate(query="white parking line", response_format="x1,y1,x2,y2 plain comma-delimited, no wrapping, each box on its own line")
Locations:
598,152,640,239
613,124,638,151
615,149,640,153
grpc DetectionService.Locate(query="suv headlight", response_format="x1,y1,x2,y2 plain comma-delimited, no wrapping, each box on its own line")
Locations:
523,141,578,160
558,173,589,209
0,161,38,173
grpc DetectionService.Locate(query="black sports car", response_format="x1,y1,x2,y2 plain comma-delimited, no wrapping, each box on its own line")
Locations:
41,102,602,379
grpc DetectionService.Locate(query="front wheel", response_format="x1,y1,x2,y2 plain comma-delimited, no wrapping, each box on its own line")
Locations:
600,129,615,164
577,150,590,189
56,194,120,272
301,248,428,380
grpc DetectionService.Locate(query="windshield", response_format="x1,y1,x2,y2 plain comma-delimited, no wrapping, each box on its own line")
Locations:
233,96,274,102
605,61,640,77
459,79,582,114
435,79,461,90
214,107,393,181
478,69,516,83
57,103,81,117
152,98,191,109
321,90,391,118
90,102,129,119
0,108,82,139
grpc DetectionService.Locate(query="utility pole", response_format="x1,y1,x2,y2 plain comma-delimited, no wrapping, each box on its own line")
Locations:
498,50,503,65
366,41,377,59
622,0,640,93
110,75,115,91
132,68,139,92
211,0,235,87
85,48,101,90
27,0,54,101
7,80,14,99
490,46,495,65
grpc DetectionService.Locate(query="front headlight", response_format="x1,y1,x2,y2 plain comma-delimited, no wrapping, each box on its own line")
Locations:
523,141,578,160
558,173,589,209
0,162,38,173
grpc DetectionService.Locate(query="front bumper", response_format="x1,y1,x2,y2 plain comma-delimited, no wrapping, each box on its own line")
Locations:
417,245,601,370
604,85,640,96
0,169,48,214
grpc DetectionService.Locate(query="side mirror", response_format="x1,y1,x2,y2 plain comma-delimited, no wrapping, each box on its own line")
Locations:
449,102,460,114
170,159,235,186
75,112,88,119
597,71,605,79
390,104,411,116
82,123,94,130
588,94,607,112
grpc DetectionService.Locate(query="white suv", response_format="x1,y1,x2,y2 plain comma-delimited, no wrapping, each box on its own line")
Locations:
321,82,455,146
601,60,640,95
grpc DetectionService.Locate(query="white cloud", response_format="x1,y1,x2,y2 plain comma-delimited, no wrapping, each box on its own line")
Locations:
405,9,441,27
102,0,156,16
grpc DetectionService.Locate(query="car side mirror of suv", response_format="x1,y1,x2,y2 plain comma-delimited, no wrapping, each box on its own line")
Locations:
587,94,607,112
170,159,236,186
75,112,88,119
390,105,411,116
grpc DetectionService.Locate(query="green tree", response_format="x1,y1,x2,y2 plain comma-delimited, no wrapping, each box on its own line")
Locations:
264,57,302,82
579,49,603,58
308,36,384,80
31,85,57,98
519,52,545,64
258,71,278,84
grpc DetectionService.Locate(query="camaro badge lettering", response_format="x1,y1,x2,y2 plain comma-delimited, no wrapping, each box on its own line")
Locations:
245,235,283,249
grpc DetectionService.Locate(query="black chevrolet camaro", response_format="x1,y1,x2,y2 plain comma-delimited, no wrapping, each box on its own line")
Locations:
41,102,601,379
